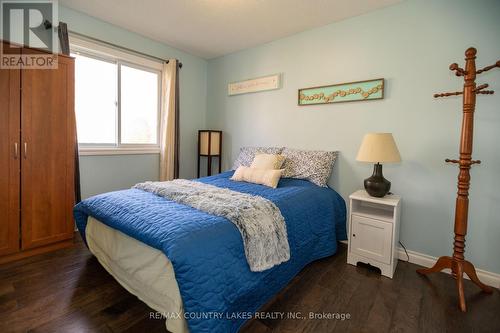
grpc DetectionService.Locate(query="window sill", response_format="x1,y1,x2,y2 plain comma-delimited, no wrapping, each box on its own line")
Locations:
79,147,160,156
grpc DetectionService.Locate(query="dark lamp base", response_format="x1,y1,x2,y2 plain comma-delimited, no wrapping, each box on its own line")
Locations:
364,163,391,198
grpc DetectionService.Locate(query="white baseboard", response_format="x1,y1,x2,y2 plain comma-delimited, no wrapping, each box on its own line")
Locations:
339,240,499,289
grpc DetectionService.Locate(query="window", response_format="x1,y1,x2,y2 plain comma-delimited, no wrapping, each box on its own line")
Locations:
120,65,159,144
74,54,117,145
70,36,162,154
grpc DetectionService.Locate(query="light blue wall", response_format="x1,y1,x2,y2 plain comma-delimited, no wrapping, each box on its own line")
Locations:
207,0,500,273
79,154,159,198
58,6,208,198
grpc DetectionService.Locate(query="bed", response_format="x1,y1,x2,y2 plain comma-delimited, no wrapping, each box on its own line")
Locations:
74,171,346,333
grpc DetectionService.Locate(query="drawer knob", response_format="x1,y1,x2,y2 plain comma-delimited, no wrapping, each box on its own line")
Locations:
353,234,356,237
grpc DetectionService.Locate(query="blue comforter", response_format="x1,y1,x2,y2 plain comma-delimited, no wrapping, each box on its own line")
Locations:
74,171,346,333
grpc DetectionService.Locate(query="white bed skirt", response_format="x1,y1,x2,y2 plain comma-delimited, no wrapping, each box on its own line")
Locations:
86,217,189,333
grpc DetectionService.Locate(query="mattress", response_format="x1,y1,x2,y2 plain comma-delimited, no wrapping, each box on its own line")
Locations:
85,217,188,333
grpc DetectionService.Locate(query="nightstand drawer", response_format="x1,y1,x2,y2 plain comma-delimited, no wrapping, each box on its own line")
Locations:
350,214,393,264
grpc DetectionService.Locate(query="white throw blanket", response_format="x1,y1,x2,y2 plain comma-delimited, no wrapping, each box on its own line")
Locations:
133,179,290,272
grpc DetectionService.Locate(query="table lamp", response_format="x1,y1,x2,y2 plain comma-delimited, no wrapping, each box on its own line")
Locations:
356,133,401,197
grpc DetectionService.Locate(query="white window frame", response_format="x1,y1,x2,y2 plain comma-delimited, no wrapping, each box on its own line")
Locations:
70,34,163,156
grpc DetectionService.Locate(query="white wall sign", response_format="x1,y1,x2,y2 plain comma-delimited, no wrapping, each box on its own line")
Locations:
228,74,281,96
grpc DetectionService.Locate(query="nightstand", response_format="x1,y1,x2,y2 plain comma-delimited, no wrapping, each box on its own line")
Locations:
347,190,401,278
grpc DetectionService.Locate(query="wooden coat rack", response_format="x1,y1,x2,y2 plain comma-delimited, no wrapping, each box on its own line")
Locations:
417,47,499,312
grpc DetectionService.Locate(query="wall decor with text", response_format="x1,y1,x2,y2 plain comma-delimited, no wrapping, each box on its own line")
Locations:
298,78,384,105
228,74,281,96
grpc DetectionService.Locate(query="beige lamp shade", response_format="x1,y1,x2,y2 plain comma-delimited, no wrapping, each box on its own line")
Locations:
199,130,221,156
356,133,401,163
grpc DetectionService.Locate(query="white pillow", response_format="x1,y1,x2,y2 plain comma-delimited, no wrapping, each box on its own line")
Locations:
250,154,285,170
231,166,283,188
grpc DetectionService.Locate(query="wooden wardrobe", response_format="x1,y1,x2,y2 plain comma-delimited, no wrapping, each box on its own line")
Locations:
0,43,76,264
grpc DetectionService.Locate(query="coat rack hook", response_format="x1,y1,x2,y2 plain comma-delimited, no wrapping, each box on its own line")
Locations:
434,91,463,98
474,83,488,92
476,90,494,95
476,60,500,74
449,63,467,76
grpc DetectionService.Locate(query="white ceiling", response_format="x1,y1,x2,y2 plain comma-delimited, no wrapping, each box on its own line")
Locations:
60,0,402,59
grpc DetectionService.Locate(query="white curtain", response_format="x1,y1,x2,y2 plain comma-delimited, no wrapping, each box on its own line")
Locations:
160,59,179,181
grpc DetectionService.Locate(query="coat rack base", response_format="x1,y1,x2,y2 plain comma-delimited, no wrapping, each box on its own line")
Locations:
417,255,493,312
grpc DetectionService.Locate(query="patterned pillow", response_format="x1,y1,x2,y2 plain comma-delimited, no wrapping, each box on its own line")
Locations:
281,148,338,187
232,147,284,169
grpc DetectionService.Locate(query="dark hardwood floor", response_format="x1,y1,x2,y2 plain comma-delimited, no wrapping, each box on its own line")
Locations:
0,235,498,333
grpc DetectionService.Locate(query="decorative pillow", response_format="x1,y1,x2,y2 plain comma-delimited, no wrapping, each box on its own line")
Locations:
281,148,338,187
231,166,283,188
232,147,284,169
250,154,286,170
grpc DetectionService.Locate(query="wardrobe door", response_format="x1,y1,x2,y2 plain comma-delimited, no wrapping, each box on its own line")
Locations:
0,44,21,256
21,52,75,250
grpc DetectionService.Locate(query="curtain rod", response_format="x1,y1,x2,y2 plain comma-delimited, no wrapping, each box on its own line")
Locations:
68,30,183,68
